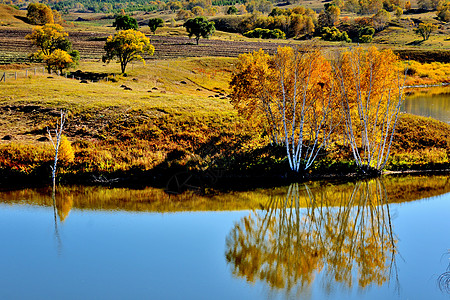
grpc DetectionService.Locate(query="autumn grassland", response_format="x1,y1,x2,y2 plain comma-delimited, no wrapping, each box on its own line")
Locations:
0,3,449,188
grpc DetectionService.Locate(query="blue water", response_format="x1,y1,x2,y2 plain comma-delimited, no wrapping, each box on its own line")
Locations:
0,191,449,300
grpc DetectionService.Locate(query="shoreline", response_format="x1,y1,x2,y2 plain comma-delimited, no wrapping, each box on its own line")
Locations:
405,82,450,89
1,166,449,192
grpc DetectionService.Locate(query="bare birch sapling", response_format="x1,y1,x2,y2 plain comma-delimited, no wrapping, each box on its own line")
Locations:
48,110,67,190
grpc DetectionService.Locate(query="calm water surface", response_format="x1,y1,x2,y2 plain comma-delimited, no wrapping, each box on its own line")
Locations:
404,86,450,123
0,175,449,300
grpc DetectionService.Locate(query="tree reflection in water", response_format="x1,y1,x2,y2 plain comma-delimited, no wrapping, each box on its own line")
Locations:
225,179,398,297
52,189,74,254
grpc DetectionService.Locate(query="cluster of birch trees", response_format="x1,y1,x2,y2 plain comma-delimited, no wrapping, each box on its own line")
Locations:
230,45,406,173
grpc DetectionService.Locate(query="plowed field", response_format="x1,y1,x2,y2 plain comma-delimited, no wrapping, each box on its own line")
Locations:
0,28,293,63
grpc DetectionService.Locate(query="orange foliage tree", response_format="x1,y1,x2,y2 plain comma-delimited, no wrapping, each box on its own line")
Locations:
26,3,54,25
231,46,405,173
332,47,405,173
230,46,339,172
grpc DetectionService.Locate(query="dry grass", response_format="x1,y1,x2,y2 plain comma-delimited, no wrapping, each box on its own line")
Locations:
404,61,450,86
0,57,261,177
0,4,30,28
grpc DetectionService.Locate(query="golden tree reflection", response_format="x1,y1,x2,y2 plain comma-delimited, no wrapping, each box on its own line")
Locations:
55,193,74,222
225,179,398,296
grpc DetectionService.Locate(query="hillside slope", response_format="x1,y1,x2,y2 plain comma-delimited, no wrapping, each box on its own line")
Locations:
0,4,29,27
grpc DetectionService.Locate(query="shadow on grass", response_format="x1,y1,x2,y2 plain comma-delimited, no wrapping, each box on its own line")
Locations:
406,40,425,46
13,15,30,24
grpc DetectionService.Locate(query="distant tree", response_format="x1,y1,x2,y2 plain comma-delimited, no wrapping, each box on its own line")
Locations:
322,26,351,42
183,16,215,45
207,7,218,16
113,15,138,30
418,0,441,10
102,29,155,73
167,1,182,12
26,24,68,56
437,1,450,22
358,26,375,42
191,6,204,15
26,24,79,73
27,3,54,25
243,28,286,39
52,9,64,25
237,4,247,14
269,7,284,16
359,0,383,14
176,9,194,20
227,6,238,14
148,18,164,34
414,22,438,40
394,6,403,18
405,0,411,10
318,4,340,28
372,9,390,31
344,0,361,13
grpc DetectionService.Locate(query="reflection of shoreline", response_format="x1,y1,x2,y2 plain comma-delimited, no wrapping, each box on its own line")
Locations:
225,179,399,297
402,89,450,124
0,175,449,215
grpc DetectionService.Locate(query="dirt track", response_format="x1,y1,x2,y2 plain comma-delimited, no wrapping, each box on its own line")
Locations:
0,28,288,63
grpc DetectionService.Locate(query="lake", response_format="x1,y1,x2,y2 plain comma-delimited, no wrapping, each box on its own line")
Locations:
404,86,450,123
0,175,449,299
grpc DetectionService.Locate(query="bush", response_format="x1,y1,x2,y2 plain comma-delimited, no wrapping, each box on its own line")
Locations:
359,34,373,43
243,28,286,39
321,26,351,42
227,6,238,15
210,15,243,33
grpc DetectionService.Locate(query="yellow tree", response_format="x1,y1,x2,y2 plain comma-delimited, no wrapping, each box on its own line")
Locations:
332,47,406,173
230,46,339,172
26,3,54,25
43,49,74,74
26,24,78,73
102,29,155,73
414,22,438,41
26,24,69,56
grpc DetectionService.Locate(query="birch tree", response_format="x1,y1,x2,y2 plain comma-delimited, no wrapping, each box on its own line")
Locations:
332,47,406,173
230,46,339,172
48,110,67,191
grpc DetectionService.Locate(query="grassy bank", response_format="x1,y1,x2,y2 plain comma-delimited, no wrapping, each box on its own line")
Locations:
0,58,449,188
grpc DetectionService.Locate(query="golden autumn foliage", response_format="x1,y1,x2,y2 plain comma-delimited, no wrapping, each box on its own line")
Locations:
43,49,73,73
26,2,54,25
26,24,69,56
103,29,155,73
58,134,75,163
226,179,397,293
231,45,403,172
332,47,405,171
414,22,438,41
